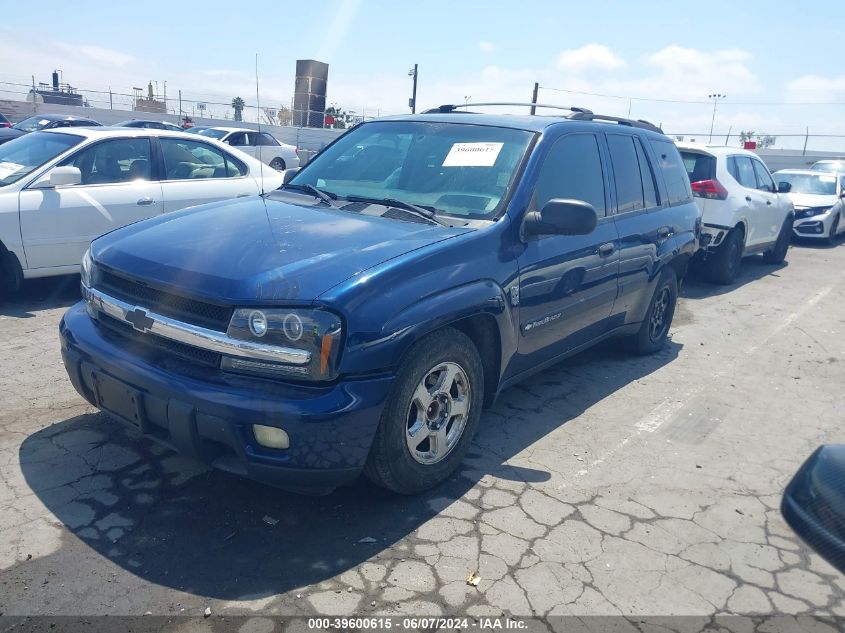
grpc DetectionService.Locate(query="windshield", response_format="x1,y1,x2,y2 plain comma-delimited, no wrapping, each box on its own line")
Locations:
197,128,228,140
290,120,534,219
13,116,55,132
0,131,84,187
776,172,839,195
810,161,845,173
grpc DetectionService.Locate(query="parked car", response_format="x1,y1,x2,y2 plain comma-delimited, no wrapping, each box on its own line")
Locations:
0,112,10,128
0,127,282,295
677,143,793,284
197,127,299,171
810,159,845,173
183,126,211,134
0,114,103,146
774,169,845,243
59,105,699,495
114,119,184,132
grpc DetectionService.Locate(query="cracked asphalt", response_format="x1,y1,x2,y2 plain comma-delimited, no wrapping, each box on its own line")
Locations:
1,241,844,622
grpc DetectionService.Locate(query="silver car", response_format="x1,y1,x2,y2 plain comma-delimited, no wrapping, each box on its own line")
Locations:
774,169,845,243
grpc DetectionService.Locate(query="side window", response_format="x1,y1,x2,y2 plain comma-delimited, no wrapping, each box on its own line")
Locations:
256,133,279,146
535,134,606,216
731,156,757,189
60,138,153,185
160,138,246,180
607,134,646,213
752,160,775,193
648,139,692,205
227,132,246,146
635,139,659,208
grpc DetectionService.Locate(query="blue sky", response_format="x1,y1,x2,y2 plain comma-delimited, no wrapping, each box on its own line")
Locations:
1,0,844,147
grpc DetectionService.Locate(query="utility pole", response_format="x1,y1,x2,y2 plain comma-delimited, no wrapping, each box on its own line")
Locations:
530,82,539,115
178,90,182,123
408,64,418,113
708,93,726,142
109,87,113,110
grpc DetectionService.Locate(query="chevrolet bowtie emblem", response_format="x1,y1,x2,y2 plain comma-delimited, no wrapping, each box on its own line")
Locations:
125,308,154,333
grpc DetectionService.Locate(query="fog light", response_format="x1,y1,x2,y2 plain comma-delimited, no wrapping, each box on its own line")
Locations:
248,310,268,337
253,424,289,449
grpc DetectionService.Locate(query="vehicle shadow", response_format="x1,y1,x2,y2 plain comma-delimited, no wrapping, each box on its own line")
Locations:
18,339,681,601
0,274,81,318
682,254,787,300
791,235,842,250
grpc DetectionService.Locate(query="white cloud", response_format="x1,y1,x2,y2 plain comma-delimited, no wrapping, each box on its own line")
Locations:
77,45,134,66
479,41,495,54
786,74,845,102
557,44,626,73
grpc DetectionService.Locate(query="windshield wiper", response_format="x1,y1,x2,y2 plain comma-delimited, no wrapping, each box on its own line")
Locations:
344,195,447,226
279,183,338,206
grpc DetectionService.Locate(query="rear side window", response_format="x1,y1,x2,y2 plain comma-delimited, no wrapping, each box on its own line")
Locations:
635,139,659,208
256,133,280,146
535,133,606,216
608,135,645,213
160,138,246,179
649,139,692,205
728,156,757,188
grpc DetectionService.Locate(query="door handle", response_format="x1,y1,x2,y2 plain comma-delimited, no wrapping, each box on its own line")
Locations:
745,195,752,202
598,242,616,257
236,192,251,198
766,200,772,206
657,226,672,238
136,197,155,206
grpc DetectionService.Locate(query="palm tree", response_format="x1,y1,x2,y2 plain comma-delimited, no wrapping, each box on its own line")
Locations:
231,97,245,122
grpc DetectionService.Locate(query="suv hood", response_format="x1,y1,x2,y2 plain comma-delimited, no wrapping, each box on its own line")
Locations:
92,196,469,304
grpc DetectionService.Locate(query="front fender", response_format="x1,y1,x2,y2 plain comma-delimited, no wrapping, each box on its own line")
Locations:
341,280,517,381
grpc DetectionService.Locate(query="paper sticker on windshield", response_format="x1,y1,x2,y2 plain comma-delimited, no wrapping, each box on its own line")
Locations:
0,161,24,179
443,142,503,167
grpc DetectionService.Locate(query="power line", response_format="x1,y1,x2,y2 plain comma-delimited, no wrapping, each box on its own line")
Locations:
538,85,845,106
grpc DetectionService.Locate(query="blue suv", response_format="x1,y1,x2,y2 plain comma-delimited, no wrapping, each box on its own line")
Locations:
59,104,700,494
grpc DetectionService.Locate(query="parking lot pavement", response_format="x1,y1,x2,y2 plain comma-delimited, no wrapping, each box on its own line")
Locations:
1,243,844,621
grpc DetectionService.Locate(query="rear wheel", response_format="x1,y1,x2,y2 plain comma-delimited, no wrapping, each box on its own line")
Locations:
364,328,484,494
763,218,791,264
827,214,840,246
269,157,286,171
707,227,743,285
625,267,678,355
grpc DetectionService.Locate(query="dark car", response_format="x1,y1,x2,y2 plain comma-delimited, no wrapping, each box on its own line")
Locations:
60,104,700,495
114,119,183,132
0,114,102,145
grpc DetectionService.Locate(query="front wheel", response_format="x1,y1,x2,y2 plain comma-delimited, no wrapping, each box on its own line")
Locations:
827,214,840,246
364,328,484,494
624,267,678,355
763,218,791,264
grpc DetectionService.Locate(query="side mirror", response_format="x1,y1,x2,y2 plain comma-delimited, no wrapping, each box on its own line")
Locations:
523,199,598,238
781,445,845,574
777,181,792,194
31,166,82,188
282,167,300,184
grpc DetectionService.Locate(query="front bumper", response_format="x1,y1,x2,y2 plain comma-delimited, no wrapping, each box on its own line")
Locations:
793,211,833,239
59,302,394,490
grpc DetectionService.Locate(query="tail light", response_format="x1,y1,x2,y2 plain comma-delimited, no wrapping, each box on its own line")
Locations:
691,179,728,200
0,122,10,128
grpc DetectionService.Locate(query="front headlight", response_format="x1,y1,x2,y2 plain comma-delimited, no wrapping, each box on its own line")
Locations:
222,308,343,381
80,248,94,288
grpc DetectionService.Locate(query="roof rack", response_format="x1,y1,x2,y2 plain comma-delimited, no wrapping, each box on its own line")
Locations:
422,102,593,115
421,102,663,133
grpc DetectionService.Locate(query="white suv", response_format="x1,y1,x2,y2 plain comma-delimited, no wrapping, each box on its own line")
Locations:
677,143,793,284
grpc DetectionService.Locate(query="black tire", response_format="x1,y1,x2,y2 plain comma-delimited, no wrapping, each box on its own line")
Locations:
827,214,840,246
706,227,743,285
625,267,678,356
364,328,484,494
269,158,286,171
763,218,791,264
0,247,23,301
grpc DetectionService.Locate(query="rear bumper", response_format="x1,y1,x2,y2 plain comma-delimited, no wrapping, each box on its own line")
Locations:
59,302,394,490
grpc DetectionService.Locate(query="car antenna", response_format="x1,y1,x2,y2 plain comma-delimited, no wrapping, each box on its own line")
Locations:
255,52,265,195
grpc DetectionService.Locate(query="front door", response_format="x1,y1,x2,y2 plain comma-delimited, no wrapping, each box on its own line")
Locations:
513,133,620,375
19,137,162,270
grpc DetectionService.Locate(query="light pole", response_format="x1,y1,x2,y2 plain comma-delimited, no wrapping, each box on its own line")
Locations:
708,93,726,142
464,95,471,108
408,64,418,113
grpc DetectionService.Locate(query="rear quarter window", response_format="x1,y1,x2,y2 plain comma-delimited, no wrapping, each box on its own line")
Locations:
650,139,693,205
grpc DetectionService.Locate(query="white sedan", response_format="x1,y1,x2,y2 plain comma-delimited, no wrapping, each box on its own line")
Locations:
196,127,300,171
0,127,282,293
